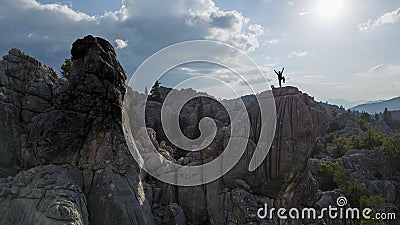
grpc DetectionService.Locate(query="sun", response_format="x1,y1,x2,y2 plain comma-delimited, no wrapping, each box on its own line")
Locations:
316,0,345,19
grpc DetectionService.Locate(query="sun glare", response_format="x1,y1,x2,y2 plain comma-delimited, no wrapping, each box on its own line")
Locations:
316,0,345,19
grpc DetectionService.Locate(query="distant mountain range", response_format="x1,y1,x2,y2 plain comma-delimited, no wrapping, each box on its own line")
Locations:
217,94,399,115
326,98,365,108
351,96,400,114
221,94,256,109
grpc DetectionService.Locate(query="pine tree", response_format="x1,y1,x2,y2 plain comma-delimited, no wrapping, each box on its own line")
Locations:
331,108,337,117
383,108,392,124
149,81,161,102
374,113,379,121
60,58,72,79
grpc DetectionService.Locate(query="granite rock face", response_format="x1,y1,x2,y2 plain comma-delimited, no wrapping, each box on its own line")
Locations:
224,87,327,207
0,35,363,225
0,164,88,225
0,36,154,225
128,86,329,224
0,48,60,175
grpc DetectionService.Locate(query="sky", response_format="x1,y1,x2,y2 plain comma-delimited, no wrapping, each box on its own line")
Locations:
0,0,399,105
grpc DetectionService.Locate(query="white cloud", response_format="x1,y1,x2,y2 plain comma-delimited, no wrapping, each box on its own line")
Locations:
288,74,346,87
23,0,97,21
27,33,36,39
299,10,311,16
359,8,400,31
0,0,265,78
355,64,400,76
288,51,308,58
267,38,279,44
387,65,400,75
186,5,265,52
368,64,384,73
288,2,294,6
114,39,129,49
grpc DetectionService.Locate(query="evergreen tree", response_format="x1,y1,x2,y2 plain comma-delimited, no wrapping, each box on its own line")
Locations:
360,112,371,122
331,108,337,117
149,81,161,102
60,58,72,79
383,108,392,124
374,113,379,121
382,107,400,129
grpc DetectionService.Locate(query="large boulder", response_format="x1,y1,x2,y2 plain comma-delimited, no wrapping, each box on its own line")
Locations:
0,48,60,175
0,164,88,225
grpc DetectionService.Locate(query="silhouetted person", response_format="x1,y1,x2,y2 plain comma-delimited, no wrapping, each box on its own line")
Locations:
274,67,285,87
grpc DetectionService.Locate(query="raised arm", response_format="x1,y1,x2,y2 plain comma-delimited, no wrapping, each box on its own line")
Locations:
274,70,279,76
281,67,285,73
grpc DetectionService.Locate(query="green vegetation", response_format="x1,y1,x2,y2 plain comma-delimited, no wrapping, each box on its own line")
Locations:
326,120,344,133
358,195,391,225
381,134,400,159
383,108,400,130
327,119,384,158
374,113,380,121
60,58,72,79
356,117,371,132
312,139,325,155
360,112,372,123
331,108,338,117
319,114,398,225
327,127,383,158
318,161,347,190
318,161,393,225
327,136,352,158
317,161,367,207
324,115,400,160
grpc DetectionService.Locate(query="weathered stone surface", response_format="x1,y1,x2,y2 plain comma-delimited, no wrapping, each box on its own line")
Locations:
128,86,329,224
163,203,186,225
0,48,60,176
310,149,399,212
0,36,154,225
0,164,88,225
223,86,327,207
3,35,397,225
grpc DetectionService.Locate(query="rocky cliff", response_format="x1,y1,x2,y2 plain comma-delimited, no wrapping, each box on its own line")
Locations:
1,36,377,225
127,86,329,224
0,36,153,225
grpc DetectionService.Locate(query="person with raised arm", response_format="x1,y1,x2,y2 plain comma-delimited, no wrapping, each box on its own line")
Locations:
274,67,285,88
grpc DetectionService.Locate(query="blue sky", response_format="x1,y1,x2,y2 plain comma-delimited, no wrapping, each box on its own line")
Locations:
0,0,399,105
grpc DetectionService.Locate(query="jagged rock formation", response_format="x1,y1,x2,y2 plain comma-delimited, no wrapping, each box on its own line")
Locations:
129,86,329,224
0,48,60,176
224,87,328,207
0,36,154,225
3,35,393,225
309,111,400,225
